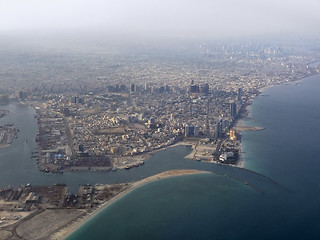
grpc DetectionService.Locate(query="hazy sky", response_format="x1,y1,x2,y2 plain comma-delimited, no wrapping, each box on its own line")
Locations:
1,0,319,39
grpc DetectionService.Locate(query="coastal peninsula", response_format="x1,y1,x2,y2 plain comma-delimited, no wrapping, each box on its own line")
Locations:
0,169,210,240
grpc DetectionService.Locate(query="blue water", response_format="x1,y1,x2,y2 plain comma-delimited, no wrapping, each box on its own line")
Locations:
68,75,320,240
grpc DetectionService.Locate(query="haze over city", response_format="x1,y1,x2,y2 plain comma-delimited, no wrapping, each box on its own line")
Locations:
1,0,320,39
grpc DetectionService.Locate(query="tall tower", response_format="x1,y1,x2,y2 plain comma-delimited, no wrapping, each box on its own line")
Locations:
130,84,135,93
200,83,209,96
185,124,190,137
215,122,223,139
238,88,242,103
194,125,199,136
230,102,237,118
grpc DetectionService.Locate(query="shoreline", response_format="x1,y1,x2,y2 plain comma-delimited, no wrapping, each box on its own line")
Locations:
231,73,318,169
56,74,312,172
52,169,211,240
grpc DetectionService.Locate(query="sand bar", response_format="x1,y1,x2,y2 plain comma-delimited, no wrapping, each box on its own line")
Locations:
233,126,265,132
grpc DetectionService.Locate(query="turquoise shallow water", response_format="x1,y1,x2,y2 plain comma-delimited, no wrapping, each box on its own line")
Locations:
68,75,320,240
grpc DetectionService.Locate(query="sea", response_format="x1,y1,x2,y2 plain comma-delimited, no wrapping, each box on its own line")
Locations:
67,75,320,240
1,75,320,239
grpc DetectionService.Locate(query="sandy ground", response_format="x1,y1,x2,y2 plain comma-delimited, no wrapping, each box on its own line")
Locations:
0,230,11,239
0,211,31,228
52,169,210,240
236,142,245,168
184,143,216,161
0,144,9,149
15,209,86,240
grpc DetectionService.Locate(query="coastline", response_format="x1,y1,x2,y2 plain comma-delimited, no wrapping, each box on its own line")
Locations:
233,85,268,170
52,169,211,240
231,74,314,169
38,73,320,174
6,73,320,239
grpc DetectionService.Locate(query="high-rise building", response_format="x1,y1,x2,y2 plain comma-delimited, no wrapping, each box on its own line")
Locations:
230,102,237,118
185,124,199,137
185,124,190,137
194,125,199,136
130,84,135,93
189,85,200,93
200,83,209,96
238,88,242,103
215,122,223,139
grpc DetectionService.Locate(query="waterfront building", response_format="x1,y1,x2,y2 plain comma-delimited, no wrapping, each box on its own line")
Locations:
229,129,236,140
185,124,199,137
185,124,190,137
194,125,199,136
222,119,229,130
219,152,235,162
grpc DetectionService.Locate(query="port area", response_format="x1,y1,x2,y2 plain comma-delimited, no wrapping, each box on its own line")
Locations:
0,182,130,240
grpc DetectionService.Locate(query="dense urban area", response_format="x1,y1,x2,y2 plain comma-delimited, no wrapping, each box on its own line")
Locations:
1,38,320,239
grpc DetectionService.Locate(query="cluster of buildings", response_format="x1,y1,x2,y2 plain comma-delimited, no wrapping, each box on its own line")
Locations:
33,78,247,171
1,40,319,171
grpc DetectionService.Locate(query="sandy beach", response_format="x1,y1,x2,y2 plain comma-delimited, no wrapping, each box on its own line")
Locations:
52,169,211,240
